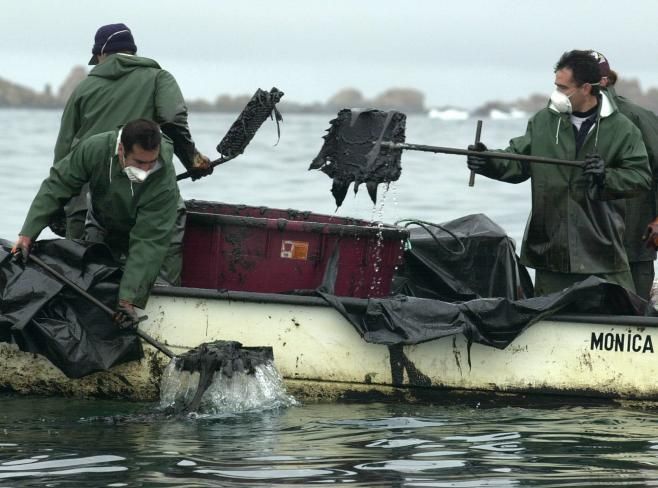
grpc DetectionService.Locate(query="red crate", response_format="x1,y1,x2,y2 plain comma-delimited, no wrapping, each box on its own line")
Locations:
181,200,408,298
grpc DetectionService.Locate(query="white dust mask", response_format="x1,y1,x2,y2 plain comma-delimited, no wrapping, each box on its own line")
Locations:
550,89,574,114
124,162,162,183
123,165,151,183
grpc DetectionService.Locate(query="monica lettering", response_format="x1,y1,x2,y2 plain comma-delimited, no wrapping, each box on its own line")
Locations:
590,332,654,353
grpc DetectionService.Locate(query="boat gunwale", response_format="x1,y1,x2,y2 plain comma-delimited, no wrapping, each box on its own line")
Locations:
186,210,409,240
151,286,658,328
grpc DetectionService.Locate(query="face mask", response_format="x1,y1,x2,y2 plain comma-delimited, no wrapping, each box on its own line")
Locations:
123,165,152,183
550,88,575,114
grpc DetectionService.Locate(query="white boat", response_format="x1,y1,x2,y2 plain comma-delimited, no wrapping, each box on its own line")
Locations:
1,285,656,402
2,203,655,403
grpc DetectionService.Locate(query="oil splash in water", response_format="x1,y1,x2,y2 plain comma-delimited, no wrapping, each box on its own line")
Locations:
158,359,298,415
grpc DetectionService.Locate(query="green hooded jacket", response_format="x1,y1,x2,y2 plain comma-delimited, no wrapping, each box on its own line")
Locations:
22,129,180,308
477,92,651,274
54,53,197,169
606,86,658,263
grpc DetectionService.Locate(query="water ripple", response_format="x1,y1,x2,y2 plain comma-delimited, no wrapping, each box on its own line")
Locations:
0,454,127,480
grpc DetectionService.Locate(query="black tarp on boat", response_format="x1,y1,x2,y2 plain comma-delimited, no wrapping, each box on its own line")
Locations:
393,214,534,301
0,239,142,378
328,276,646,347
319,214,646,348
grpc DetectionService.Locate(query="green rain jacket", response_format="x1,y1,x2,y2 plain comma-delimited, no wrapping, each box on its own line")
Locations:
477,92,651,274
606,86,658,263
22,129,179,308
54,53,197,168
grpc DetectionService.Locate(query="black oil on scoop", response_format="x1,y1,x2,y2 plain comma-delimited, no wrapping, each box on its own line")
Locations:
216,87,284,160
174,340,274,412
310,109,406,207
176,87,284,181
310,114,586,205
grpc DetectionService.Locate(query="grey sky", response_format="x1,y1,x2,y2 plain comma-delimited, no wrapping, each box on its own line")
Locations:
3,0,658,109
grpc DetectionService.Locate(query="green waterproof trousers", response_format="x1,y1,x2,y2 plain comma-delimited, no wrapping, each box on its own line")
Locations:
534,269,636,296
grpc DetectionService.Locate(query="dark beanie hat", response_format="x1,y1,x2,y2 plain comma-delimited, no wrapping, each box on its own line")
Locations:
89,23,137,65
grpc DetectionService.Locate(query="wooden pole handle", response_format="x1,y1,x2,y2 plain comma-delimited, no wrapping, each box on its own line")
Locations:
27,253,175,358
468,119,483,187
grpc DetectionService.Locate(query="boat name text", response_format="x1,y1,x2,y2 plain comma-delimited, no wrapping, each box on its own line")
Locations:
590,332,654,353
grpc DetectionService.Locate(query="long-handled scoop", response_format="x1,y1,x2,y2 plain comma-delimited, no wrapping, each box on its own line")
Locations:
27,253,275,411
27,253,175,358
468,120,483,187
311,110,583,207
176,87,284,181
379,139,584,168
379,118,583,168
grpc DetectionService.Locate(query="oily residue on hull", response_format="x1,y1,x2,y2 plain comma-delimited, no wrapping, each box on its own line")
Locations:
0,342,162,401
452,336,463,376
388,344,432,387
223,226,258,276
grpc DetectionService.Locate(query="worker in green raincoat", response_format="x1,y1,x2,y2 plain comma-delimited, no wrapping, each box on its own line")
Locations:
54,23,211,239
13,119,178,327
467,50,651,296
591,51,658,300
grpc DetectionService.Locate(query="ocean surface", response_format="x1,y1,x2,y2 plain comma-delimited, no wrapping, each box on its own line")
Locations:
2,109,658,486
0,109,531,244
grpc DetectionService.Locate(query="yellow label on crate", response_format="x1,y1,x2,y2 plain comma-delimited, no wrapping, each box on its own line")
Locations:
281,240,309,260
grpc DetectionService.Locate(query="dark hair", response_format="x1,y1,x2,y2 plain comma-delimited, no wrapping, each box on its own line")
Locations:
121,119,161,153
554,50,601,96
608,69,618,86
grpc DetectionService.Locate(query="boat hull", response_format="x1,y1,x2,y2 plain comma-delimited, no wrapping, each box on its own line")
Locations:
1,287,657,402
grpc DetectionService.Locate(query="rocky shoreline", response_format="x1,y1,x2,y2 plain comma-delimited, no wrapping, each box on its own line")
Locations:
3,66,657,117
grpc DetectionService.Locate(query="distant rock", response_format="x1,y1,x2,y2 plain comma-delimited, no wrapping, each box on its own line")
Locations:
6,66,655,118
614,78,658,113
57,66,87,102
471,94,547,118
0,76,59,108
326,88,365,111
188,86,428,114
323,87,426,113
470,79,658,119
371,88,425,113
0,65,87,108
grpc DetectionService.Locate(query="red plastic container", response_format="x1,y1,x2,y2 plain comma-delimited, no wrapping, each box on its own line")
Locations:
181,200,408,298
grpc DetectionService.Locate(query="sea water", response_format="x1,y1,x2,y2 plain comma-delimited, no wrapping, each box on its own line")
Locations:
0,109,531,244
159,359,297,415
4,109,658,485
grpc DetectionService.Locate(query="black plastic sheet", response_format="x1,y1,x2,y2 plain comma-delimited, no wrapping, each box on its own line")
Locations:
393,214,534,301
0,239,142,378
318,214,646,348
321,276,646,348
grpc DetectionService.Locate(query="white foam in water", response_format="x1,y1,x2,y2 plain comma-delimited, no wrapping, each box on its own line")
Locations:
159,360,298,414
158,361,200,411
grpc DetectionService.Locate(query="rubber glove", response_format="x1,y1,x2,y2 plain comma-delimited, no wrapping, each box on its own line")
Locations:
583,153,605,189
466,142,489,173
